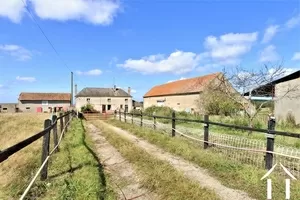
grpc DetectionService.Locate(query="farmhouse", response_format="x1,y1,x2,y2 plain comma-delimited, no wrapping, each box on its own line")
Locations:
244,70,300,123
75,86,132,113
143,73,222,113
18,92,71,113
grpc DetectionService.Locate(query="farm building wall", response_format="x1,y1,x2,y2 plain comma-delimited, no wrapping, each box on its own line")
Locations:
76,96,133,113
0,103,18,113
143,93,202,113
18,100,70,113
274,77,300,124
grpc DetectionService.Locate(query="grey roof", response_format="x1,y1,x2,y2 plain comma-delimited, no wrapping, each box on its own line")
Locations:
76,87,132,98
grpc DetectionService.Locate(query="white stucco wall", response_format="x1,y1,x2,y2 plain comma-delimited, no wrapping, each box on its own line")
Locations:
143,93,201,113
274,77,300,123
76,96,132,112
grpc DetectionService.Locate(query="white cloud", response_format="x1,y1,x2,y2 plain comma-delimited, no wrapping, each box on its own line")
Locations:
204,32,258,60
76,69,102,76
131,89,137,94
118,50,202,74
285,14,300,29
259,45,280,63
16,76,36,82
0,0,120,25
0,0,26,23
109,56,118,66
292,52,300,61
262,25,279,43
0,44,33,61
167,77,186,83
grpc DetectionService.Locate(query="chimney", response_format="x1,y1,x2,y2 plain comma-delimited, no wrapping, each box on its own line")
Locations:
128,87,131,95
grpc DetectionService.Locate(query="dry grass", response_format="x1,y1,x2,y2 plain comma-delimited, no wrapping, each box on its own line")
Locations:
0,113,50,199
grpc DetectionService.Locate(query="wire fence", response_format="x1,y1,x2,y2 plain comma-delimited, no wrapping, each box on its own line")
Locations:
0,111,75,199
117,113,300,179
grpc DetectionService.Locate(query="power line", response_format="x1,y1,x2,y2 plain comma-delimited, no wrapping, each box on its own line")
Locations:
20,0,72,73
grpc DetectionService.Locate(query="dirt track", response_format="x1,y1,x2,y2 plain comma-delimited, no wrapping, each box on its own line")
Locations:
98,121,256,200
87,123,158,200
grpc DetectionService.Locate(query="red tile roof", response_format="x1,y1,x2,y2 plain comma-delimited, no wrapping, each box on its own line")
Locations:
19,93,71,101
144,73,221,97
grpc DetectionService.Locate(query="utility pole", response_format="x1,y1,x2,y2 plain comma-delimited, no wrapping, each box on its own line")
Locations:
75,84,77,106
71,72,73,106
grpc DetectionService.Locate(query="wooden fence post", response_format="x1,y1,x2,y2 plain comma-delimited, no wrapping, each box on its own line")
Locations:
59,112,64,136
172,111,176,137
41,119,51,180
52,115,59,153
265,116,276,170
140,111,143,127
204,115,209,149
124,111,127,123
65,113,68,133
153,116,156,130
131,112,133,124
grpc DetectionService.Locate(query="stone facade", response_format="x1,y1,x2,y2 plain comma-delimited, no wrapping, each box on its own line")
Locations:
18,100,70,113
144,93,201,113
274,77,300,124
0,103,18,113
76,96,133,113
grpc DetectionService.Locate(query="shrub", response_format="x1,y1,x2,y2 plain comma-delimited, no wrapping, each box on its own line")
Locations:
81,103,96,113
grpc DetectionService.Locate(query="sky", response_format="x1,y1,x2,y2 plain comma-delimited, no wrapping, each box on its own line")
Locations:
0,0,300,103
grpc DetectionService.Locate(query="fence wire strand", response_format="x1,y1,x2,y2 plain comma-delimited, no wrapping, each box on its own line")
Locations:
117,114,300,178
20,114,73,200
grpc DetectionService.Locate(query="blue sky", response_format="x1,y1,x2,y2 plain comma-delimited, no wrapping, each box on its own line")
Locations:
0,0,300,102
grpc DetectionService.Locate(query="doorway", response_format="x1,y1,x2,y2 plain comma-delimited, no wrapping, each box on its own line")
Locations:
102,105,106,113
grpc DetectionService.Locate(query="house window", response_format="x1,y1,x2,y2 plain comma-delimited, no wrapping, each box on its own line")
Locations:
26,107,30,110
108,98,111,103
125,99,128,104
120,104,123,109
108,105,111,110
125,105,128,112
177,103,180,105
87,98,90,103
3,108,7,110
42,100,48,105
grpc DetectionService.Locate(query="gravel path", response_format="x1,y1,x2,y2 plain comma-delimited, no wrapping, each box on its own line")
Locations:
100,121,256,200
87,123,159,200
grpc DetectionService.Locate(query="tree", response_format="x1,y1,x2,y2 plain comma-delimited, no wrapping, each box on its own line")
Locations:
198,82,239,116
213,63,300,132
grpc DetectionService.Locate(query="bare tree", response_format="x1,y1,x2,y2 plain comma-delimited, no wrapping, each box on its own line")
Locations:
213,62,300,131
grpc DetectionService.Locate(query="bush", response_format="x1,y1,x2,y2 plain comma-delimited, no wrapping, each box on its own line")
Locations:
81,103,97,113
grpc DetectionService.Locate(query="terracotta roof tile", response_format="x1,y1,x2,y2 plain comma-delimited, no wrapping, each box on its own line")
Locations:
144,72,221,97
19,93,71,101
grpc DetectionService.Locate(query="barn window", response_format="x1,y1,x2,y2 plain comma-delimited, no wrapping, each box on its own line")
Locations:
125,99,128,103
108,98,111,103
26,107,30,110
3,108,7,110
42,100,48,105
87,98,90,103
108,105,111,110
120,104,123,109
177,103,180,105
